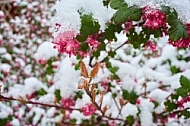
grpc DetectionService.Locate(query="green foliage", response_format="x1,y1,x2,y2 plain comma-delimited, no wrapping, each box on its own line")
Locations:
127,28,148,48
108,51,116,58
164,101,178,112
180,110,190,119
112,5,141,24
153,101,159,108
74,61,80,70
162,6,188,41
80,42,90,51
77,14,100,41
46,57,56,75
0,116,12,126
92,41,106,58
168,20,188,41
104,24,123,41
103,0,110,6
122,89,138,104
54,89,61,102
126,115,134,124
36,89,47,96
176,87,189,97
170,66,180,75
109,66,119,74
108,66,119,79
110,0,128,9
176,75,190,97
70,118,77,123
180,75,190,89
142,27,161,39
74,91,84,100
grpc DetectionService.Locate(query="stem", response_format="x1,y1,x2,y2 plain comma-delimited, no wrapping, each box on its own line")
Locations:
0,95,80,111
89,41,128,67
100,41,128,63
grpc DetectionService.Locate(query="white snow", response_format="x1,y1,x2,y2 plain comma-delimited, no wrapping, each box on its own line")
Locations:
34,41,58,61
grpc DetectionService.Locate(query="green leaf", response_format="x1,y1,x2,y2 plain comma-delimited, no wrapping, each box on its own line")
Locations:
46,65,54,75
112,5,141,24
154,101,159,108
153,29,161,38
168,20,188,41
109,66,119,74
170,66,180,75
122,90,138,104
108,51,116,57
167,11,178,25
180,75,190,89
80,42,89,51
54,89,61,102
106,61,112,68
74,61,80,70
110,0,127,9
78,14,100,41
128,30,148,49
180,110,190,119
104,24,122,41
164,101,177,112
113,6,129,24
126,115,134,124
100,124,107,126
161,6,171,15
74,91,84,100
36,89,47,96
103,0,110,6
0,116,12,126
128,6,142,21
165,9,188,41
176,87,189,97
70,118,77,123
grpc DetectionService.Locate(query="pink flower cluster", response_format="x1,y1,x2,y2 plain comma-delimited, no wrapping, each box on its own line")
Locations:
53,31,80,57
142,6,167,31
81,103,97,116
53,31,100,57
169,23,190,48
145,40,157,52
123,20,133,33
86,35,100,51
61,97,76,110
178,96,190,108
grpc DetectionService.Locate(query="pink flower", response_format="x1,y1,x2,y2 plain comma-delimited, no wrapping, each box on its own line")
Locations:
61,97,76,111
108,121,116,126
123,20,133,33
5,122,12,126
53,31,80,57
142,6,167,31
145,40,157,52
177,96,190,108
86,35,100,51
37,59,47,64
136,98,141,105
81,103,97,116
77,50,91,58
168,23,190,48
100,77,110,92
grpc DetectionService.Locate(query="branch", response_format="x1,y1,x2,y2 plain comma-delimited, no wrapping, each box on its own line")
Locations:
89,41,128,67
0,95,80,111
0,94,125,122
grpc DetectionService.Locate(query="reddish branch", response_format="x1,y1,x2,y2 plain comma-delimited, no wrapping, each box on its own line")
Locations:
0,94,125,122
0,95,80,111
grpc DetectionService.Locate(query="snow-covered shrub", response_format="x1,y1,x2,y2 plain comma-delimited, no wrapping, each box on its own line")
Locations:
0,0,190,125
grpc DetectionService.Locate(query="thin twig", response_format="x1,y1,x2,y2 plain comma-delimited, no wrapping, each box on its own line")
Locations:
0,95,80,111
